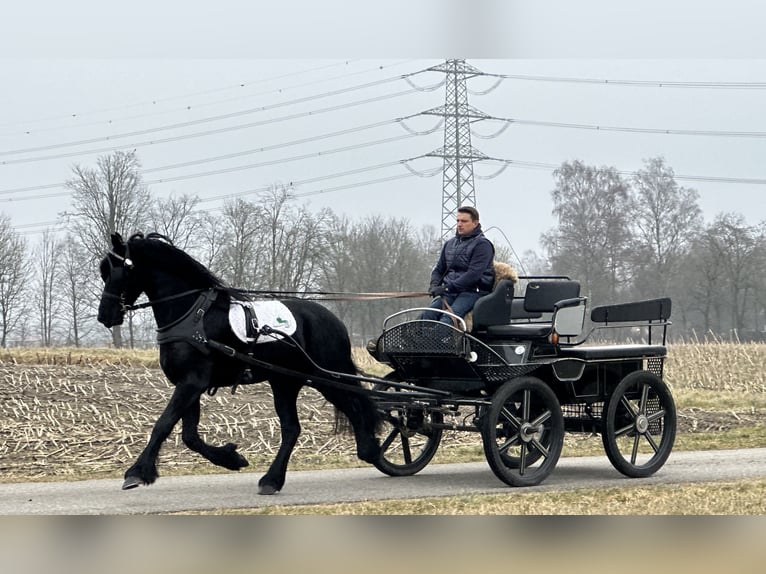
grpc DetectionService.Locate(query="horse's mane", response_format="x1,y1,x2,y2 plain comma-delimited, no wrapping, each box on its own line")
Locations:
127,232,238,295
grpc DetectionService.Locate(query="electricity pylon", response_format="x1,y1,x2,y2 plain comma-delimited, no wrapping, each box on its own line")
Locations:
423,60,490,240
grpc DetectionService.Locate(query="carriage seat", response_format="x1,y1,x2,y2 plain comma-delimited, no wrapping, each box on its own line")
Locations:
482,280,581,339
471,279,515,332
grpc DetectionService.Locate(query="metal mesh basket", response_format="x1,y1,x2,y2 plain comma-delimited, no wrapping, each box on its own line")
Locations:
381,321,467,355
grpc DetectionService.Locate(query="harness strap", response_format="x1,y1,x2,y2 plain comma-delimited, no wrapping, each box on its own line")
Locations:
126,289,205,311
156,289,219,354
205,337,451,398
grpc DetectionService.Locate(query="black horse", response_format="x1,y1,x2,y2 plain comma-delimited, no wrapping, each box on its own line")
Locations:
97,232,381,494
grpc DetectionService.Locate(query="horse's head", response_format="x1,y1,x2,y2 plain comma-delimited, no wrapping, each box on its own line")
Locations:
97,233,144,328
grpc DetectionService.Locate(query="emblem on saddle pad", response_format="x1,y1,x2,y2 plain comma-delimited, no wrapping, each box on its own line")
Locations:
228,300,297,344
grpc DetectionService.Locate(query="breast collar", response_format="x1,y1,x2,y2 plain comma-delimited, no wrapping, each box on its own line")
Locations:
155,288,219,354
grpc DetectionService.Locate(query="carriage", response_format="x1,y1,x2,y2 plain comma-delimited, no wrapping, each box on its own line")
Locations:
366,275,676,487
99,233,676,493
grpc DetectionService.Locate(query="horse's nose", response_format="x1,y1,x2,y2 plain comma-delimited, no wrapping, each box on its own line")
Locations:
97,302,123,328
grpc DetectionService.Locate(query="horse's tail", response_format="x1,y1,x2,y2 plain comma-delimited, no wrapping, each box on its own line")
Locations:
331,357,383,436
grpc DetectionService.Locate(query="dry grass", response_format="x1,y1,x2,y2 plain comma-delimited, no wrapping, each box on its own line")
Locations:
216,478,766,515
0,360,345,483
0,343,764,486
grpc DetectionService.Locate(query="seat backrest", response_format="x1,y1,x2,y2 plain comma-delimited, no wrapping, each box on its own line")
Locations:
471,279,515,331
591,297,672,323
510,299,542,320
523,280,581,313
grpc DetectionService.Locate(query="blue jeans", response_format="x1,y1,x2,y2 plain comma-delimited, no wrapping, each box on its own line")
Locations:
420,291,484,325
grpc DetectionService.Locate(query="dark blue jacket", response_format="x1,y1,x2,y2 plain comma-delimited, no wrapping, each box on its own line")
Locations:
430,224,495,294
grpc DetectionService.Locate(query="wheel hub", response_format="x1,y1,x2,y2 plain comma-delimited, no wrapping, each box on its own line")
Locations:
634,414,649,434
519,422,541,443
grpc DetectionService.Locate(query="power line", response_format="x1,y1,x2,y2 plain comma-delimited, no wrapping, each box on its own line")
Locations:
484,158,766,186
481,116,766,139
14,164,428,235
0,132,424,202
0,61,358,132
0,112,437,196
0,68,432,160
0,60,428,137
13,155,766,235
483,72,766,90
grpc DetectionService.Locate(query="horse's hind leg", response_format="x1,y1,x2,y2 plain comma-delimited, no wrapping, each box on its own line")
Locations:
181,398,249,471
258,380,302,495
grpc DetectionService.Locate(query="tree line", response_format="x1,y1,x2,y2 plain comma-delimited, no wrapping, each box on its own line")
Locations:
1,151,764,348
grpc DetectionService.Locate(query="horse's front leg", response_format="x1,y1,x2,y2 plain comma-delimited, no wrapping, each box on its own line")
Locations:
258,380,302,495
181,397,249,470
122,383,203,490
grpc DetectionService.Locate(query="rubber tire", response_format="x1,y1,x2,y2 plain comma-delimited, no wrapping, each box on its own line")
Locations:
372,375,443,477
481,377,564,487
601,370,676,478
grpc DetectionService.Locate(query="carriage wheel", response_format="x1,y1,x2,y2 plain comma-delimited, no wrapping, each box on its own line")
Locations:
372,375,443,477
601,370,676,478
481,377,564,487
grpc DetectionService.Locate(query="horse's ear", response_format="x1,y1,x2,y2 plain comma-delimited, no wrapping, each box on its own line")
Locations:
111,233,124,249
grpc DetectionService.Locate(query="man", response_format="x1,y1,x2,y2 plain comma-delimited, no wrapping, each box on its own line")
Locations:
421,206,495,324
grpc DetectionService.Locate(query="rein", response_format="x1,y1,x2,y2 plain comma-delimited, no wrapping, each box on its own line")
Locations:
124,289,205,311
229,288,429,302
121,288,427,313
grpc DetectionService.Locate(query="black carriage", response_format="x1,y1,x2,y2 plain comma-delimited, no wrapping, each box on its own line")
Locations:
367,276,676,487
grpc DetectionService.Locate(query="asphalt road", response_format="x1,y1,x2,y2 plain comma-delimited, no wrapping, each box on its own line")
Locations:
1,447,765,514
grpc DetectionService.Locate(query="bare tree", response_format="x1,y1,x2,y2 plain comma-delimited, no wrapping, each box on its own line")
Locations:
215,198,262,287
64,150,152,347
542,160,633,304
630,157,703,298
58,235,94,347
321,214,433,343
260,185,329,291
675,235,727,336
33,229,62,346
149,193,203,250
195,211,228,270
0,215,30,347
704,213,763,334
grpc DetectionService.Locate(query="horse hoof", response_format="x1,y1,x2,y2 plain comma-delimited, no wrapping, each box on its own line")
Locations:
122,477,145,490
258,485,279,495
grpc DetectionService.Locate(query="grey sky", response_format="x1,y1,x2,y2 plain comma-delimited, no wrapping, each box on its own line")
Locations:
1,1,765,260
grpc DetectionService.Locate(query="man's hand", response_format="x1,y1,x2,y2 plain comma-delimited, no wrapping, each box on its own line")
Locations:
429,285,447,297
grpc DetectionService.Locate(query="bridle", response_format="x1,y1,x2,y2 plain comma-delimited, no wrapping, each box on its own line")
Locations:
102,243,203,315
101,241,136,314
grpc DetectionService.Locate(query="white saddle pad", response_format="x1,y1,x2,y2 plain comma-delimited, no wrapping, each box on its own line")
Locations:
228,300,297,344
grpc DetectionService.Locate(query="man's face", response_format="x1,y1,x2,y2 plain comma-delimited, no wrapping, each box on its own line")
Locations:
456,212,478,236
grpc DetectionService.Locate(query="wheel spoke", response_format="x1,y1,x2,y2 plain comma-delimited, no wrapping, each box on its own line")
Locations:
380,427,400,452
531,409,552,428
519,443,527,475
400,434,413,464
615,421,634,437
497,434,521,455
530,438,550,459
620,395,638,418
500,406,522,428
522,389,531,420
644,431,660,453
630,433,640,464
638,383,650,415
647,409,666,423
